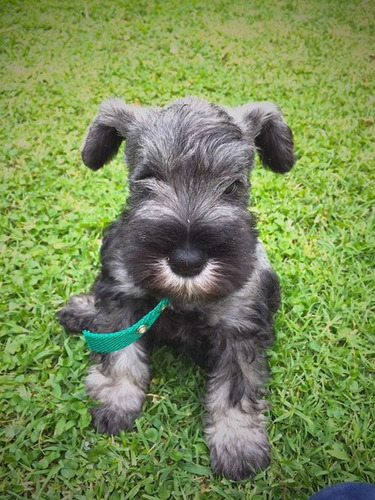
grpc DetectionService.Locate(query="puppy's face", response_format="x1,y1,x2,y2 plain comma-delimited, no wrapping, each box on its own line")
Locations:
81,97,294,304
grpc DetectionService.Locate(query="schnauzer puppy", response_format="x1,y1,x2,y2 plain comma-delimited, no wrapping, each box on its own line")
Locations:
58,96,295,480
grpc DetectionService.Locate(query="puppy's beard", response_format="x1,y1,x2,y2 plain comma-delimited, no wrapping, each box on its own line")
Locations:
153,258,223,302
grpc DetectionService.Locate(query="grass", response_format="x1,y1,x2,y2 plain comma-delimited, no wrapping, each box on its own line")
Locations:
0,0,374,498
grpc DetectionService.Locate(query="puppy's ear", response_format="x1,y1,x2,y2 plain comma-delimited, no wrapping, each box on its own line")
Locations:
81,98,138,170
228,102,295,173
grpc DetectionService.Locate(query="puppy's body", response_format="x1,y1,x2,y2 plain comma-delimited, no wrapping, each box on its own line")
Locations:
58,97,294,480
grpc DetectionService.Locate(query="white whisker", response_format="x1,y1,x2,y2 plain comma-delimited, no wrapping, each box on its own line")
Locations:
154,258,223,300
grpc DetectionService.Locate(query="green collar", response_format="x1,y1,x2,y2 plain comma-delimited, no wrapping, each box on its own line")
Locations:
82,298,170,353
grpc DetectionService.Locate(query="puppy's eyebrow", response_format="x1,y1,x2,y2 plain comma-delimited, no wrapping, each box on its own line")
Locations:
134,163,163,181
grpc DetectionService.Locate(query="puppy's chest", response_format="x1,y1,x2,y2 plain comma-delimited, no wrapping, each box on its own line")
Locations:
152,309,215,369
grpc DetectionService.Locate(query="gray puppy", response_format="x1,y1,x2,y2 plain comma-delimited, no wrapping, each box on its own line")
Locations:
58,97,295,480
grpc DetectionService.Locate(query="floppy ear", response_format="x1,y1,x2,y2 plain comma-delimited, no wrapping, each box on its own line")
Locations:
81,98,138,170
228,102,295,173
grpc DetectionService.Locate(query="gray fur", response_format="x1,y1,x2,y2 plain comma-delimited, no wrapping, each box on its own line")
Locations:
58,96,295,480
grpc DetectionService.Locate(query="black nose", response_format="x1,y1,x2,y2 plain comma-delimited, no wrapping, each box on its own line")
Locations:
168,245,208,277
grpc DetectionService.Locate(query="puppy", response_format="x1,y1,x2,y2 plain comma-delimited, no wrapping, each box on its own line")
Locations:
58,97,295,480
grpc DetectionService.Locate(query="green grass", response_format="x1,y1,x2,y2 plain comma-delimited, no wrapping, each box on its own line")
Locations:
1,0,374,498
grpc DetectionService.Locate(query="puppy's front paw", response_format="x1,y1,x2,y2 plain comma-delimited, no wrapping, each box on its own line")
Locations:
209,435,270,481
90,404,140,435
206,410,271,481
86,353,148,436
57,294,97,333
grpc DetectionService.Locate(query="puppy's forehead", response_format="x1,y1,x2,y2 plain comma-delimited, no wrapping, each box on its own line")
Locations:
145,99,237,140
134,98,252,176
163,96,232,122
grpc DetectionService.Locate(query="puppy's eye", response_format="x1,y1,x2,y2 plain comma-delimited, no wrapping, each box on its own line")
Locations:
224,181,241,196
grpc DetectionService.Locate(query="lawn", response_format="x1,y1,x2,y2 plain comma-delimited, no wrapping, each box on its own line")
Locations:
0,0,374,498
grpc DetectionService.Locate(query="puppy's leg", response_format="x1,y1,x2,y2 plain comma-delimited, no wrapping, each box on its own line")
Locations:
58,277,150,434
205,341,271,481
87,339,150,435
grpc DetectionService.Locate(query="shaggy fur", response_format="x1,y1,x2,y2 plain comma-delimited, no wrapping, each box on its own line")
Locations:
57,96,295,480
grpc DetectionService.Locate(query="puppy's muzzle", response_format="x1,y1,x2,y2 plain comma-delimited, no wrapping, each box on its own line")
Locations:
168,244,208,277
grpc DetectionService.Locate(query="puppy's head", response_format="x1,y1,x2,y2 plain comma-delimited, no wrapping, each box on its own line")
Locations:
82,97,295,304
